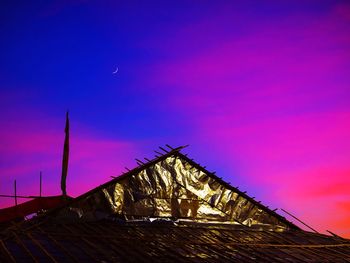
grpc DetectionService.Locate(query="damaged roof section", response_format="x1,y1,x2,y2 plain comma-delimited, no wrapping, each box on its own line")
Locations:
1,146,350,262
49,146,297,231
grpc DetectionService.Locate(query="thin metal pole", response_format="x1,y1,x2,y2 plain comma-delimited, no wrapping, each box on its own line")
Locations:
327,230,343,239
14,180,17,206
39,171,42,197
0,194,41,199
281,208,319,233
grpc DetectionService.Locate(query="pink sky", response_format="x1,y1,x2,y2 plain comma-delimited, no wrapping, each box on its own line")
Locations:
0,1,349,237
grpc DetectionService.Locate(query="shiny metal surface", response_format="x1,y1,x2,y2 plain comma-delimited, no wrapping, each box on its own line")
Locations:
57,155,289,230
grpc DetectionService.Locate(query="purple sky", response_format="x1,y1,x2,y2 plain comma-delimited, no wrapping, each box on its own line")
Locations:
1,1,350,236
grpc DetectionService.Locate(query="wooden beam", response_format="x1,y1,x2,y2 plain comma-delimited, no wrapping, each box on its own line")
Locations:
37,226,80,263
165,144,174,150
47,234,80,263
0,240,16,263
26,233,58,263
159,146,168,153
13,233,39,263
281,208,319,233
60,225,105,262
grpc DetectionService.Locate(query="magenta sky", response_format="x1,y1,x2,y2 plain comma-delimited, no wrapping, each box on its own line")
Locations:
1,1,350,236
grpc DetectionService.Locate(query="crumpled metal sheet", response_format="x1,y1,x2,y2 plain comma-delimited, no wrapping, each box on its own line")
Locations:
56,155,289,230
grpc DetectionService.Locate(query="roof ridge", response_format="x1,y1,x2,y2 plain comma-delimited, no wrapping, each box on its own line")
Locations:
24,145,188,223
23,144,299,233
73,145,188,202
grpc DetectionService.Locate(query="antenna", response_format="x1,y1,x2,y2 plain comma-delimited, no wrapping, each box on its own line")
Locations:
61,111,69,196
14,180,17,206
39,171,42,197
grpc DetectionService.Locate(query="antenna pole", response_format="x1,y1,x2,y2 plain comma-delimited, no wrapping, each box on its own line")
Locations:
14,180,17,206
40,171,42,197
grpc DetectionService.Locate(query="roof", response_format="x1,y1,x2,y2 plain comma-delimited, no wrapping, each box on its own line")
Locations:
42,146,299,230
0,196,71,224
1,145,349,262
1,221,350,262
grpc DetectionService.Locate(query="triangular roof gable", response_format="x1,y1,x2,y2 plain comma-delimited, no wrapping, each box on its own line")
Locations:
51,146,298,230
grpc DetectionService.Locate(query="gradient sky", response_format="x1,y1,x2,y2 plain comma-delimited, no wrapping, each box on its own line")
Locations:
1,1,350,236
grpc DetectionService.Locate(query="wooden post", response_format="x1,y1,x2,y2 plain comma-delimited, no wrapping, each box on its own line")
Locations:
61,112,69,196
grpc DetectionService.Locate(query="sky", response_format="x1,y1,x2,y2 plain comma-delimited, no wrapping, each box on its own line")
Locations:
0,0,349,237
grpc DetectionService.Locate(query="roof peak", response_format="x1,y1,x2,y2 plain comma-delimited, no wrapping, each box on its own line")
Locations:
40,146,299,231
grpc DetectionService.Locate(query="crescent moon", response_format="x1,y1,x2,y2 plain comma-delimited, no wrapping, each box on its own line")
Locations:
112,67,119,74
